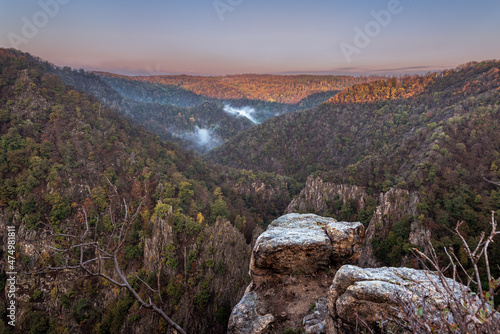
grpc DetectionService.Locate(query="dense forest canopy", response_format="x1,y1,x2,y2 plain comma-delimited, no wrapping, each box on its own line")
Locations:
34,64,382,153
97,71,382,104
0,48,295,333
1,48,499,333
210,59,500,273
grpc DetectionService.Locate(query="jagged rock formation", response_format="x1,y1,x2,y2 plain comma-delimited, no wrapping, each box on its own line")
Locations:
227,291,275,334
144,204,174,273
228,214,489,334
286,176,368,214
165,217,252,333
286,176,427,267
228,213,365,333
235,180,290,203
358,187,423,267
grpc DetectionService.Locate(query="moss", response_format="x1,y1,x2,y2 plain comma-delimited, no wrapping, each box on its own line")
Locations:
94,295,134,334
60,288,77,308
215,260,225,275
283,328,303,334
30,289,42,302
205,258,215,268
164,278,184,306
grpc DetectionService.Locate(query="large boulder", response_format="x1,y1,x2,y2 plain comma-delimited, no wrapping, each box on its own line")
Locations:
323,221,365,266
250,214,365,279
327,265,489,334
229,214,365,334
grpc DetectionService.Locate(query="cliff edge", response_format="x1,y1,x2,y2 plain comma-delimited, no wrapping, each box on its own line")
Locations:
228,213,489,334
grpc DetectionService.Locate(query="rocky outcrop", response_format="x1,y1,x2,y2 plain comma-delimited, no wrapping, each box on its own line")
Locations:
287,176,368,214
326,265,488,334
250,214,365,282
303,297,328,334
228,213,365,333
236,180,290,203
324,220,365,267
143,204,173,273
172,218,252,333
228,213,491,334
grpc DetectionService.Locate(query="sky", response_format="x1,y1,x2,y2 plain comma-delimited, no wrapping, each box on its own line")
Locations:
0,0,499,75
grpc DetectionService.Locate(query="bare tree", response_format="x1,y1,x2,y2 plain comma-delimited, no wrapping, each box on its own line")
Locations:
30,192,187,334
355,212,500,333
399,211,500,333
483,176,500,187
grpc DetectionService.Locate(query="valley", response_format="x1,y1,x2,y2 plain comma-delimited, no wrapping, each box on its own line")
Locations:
52,68,379,153
0,48,499,334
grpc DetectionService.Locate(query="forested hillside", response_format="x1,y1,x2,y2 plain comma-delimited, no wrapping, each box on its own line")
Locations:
39,68,376,153
2,47,500,332
210,60,500,271
0,49,295,333
99,72,380,104
50,67,254,152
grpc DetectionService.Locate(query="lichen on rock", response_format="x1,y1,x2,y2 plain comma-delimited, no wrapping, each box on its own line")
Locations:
227,291,275,334
229,213,366,333
327,265,486,334
250,214,365,280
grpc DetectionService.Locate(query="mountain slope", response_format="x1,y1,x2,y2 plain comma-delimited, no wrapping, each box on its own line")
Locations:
0,48,294,334
209,60,500,271
99,72,380,104
209,61,500,182
49,68,377,153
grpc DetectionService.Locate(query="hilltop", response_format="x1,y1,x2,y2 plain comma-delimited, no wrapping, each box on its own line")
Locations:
97,72,380,104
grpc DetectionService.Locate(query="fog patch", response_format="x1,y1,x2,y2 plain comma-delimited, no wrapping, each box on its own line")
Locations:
223,104,260,124
168,126,221,152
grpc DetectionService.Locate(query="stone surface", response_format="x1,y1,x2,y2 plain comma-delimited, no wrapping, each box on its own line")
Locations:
229,213,366,333
303,297,328,334
251,214,332,277
250,214,365,278
227,291,274,334
286,176,428,269
143,204,173,273
327,265,482,334
286,176,368,215
323,221,365,266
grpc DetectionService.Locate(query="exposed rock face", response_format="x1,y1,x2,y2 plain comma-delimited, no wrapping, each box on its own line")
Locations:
250,214,365,281
229,213,493,334
287,176,368,214
251,214,332,278
324,221,365,267
286,176,427,268
143,204,173,273
227,291,275,334
229,213,365,333
236,180,290,203
172,218,252,333
326,265,480,334
358,188,422,267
